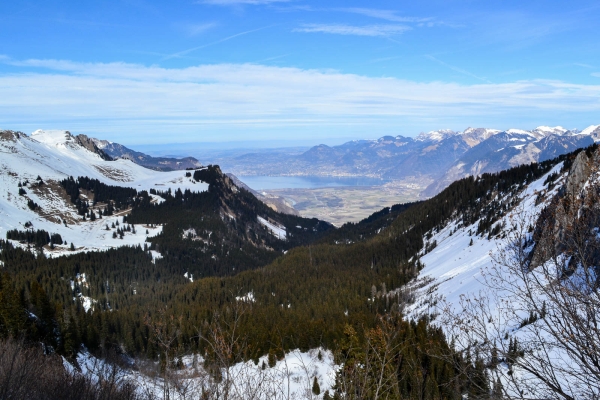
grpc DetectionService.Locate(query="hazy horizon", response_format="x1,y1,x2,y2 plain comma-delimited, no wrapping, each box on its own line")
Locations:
2,1,599,145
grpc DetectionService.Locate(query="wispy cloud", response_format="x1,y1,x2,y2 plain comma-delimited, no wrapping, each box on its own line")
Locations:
338,8,431,23
162,25,273,60
574,63,595,69
294,23,410,37
1,57,599,142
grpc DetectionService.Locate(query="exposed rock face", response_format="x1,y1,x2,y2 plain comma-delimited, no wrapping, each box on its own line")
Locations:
529,148,598,270
0,130,25,142
75,134,113,161
423,132,593,197
565,150,593,196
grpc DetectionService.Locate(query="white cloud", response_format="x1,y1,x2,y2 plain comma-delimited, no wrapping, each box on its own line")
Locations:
294,23,411,37
1,58,599,143
338,8,430,23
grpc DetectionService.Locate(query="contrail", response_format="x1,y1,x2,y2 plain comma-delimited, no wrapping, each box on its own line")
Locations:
162,25,275,60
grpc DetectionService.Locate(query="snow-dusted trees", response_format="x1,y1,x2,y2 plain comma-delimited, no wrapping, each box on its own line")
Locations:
442,152,600,399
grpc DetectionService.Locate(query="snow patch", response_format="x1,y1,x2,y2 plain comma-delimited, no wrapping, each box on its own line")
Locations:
257,216,286,240
235,291,255,303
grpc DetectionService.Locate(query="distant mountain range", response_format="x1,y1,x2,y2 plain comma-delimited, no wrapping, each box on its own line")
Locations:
221,125,600,197
91,138,203,171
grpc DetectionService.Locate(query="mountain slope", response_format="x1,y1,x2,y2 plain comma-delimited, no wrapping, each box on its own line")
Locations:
0,129,332,262
0,129,208,255
92,138,203,171
423,129,593,196
402,145,600,398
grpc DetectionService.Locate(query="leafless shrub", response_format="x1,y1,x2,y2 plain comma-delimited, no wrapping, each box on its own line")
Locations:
0,337,139,400
441,171,600,399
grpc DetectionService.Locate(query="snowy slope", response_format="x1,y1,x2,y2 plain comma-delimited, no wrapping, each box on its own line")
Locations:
0,129,208,255
407,162,564,321
401,156,600,397
73,347,338,400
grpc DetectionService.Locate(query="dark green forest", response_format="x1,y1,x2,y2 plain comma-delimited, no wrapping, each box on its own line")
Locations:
1,150,583,398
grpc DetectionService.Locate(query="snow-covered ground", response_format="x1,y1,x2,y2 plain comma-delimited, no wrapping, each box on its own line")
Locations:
74,347,338,400
258,216,287,240
406,162,564,322
0,129,207,255
401,162,599,397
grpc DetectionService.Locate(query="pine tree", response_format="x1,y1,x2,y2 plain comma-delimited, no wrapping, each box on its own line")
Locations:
312,376,321,395
268,349,276,367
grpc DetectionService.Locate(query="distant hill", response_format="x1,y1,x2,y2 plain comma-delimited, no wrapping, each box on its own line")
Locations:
92,138,203,171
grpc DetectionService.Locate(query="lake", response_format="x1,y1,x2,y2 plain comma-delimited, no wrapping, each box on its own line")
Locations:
239,175,389,190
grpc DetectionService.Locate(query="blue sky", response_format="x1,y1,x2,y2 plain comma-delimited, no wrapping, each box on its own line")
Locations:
1,0,599,146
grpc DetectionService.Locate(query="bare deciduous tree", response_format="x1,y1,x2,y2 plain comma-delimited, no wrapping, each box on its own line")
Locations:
442,161,600,399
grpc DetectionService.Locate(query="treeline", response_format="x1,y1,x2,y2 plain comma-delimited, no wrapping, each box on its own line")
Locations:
380,154,571,261
60,176,142,208
318,201,419,245
6,229,63,247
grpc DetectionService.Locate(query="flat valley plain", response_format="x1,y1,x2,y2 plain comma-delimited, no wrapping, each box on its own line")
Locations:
263,178,426,226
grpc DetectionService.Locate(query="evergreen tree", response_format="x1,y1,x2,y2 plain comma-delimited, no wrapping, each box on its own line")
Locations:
312,376,321,395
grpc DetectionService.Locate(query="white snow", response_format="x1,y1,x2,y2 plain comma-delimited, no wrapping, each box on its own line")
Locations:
150,250,163,263
235,291,255,303
506,128,531,135
580,124,600,136
78,295,97,312
534,125,567,134
0,130,205,255
257,216,286,240
74,347,338,400
407,162,565,322
415,129,456,142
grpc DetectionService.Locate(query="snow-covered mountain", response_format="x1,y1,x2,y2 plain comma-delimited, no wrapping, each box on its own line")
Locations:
403,146,600,398
0,129,208,256
422,127,594,196
219,125,600,198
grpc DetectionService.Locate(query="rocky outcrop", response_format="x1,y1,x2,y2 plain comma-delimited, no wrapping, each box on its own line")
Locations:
528,148,598,270
75,134,113,161
0,130,25,142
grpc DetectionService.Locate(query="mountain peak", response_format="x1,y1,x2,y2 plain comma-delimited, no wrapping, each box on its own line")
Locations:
580,124,600,136
415,129,457,142
534,125,567,134
30,129,75,145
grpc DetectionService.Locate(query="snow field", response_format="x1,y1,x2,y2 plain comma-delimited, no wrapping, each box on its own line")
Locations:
0,129,208,256
73,347,338,400
407,162,565,323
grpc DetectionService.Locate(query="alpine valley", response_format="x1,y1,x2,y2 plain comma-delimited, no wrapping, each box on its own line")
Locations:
2,127,600,399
